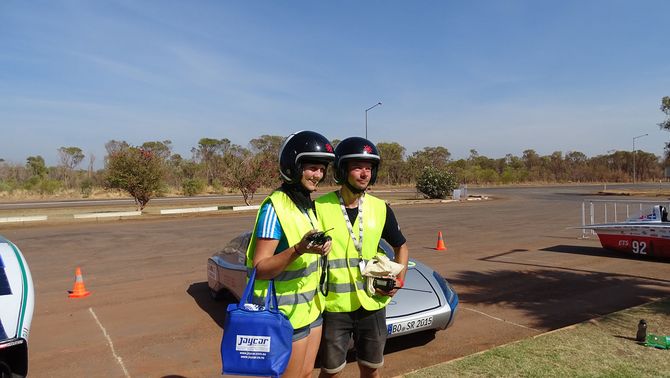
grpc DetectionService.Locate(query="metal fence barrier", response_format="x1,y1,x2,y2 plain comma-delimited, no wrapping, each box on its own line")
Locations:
581,199,670,239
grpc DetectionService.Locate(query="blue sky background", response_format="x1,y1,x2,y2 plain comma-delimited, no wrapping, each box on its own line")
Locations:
2,1,669,168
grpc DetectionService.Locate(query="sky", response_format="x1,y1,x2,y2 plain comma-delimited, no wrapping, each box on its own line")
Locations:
2,1,670,168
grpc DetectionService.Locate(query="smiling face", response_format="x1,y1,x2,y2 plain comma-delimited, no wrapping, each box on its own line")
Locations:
346,160,373,191
300,162,327,192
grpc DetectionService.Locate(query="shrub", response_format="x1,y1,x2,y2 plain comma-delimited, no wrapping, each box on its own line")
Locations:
416,166,457,199
211,179,223,193
38,179,61,195
22,176,41,191
182,179,205,196
0,180,15,193
80,178,93,198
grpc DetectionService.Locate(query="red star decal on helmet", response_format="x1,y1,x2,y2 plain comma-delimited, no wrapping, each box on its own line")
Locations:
326,143,333,153
363,145,373,154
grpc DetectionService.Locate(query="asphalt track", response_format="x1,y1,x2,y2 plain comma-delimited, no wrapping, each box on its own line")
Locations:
2,185,670,377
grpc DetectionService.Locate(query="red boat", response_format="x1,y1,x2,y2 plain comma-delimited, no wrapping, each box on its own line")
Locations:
582,205,670,258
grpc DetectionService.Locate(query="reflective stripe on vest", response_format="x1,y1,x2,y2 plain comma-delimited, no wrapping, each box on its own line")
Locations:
328,280,366,293
327,258,364,269
246,191,324,328
253,288,318,307
315,192,390,312
246,259,320,282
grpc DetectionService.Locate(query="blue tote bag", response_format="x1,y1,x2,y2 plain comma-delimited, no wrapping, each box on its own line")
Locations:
221,268,293,377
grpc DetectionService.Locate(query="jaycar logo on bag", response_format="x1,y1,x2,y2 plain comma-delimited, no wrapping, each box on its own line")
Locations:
236,335,271,352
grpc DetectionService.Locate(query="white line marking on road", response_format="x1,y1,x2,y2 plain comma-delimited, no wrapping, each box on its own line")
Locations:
89,307,131,378
461,306,540,332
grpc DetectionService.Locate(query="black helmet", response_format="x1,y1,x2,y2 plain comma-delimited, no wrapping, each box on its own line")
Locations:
279,131,335,184
334,137,381,186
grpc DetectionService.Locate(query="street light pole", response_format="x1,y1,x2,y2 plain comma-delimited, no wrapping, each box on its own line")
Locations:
632,133,648,184
365,102,382,139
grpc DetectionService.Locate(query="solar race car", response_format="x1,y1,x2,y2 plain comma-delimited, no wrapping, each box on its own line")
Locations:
0,236,34,378
207,232,458,338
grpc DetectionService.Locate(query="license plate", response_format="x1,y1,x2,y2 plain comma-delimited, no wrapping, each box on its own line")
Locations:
387,316,433,335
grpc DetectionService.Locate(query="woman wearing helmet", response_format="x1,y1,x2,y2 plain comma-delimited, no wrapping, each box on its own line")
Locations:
315,137,409,377
246,130,335,378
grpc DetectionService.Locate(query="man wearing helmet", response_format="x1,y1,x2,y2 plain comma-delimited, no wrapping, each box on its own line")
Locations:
246,131,335,378
315,137,409,378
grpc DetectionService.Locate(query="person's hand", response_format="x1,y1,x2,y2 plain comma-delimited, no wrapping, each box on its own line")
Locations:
387,277,404,297
295,230,331,256
375,276,403,297
320,239,332,256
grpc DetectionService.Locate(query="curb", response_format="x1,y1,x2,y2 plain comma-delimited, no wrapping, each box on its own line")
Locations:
0,215,48,223
73,211,142,219
160,206,219,215
232,205,260,212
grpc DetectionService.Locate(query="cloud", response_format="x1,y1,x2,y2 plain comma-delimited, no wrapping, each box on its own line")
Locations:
70,52,169,87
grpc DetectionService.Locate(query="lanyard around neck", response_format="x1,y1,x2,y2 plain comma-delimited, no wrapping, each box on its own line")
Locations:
336,190,364,256
300,207,317,230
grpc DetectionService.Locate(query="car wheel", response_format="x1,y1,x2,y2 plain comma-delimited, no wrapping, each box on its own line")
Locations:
0,361,12,378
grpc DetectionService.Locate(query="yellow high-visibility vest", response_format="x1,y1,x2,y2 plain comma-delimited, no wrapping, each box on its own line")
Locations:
315,191,389,312
246,191,324,329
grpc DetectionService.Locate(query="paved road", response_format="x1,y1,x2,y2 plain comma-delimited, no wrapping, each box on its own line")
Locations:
2,186,670,377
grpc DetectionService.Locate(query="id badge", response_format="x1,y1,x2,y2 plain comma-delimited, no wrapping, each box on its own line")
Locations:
358,259,366,273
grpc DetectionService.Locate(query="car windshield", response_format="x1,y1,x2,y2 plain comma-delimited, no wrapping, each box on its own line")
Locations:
213,231,251,264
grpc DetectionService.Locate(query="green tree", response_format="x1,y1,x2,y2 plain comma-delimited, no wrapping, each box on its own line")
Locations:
548,151,565,181
377,142,406,185
407,146,451,179
658,96,670,162
58,146,84,188
249,135,283,188
250,135,284,155
58,146,84,170
105,147,165,210
141,140,173,160
522,149,542,181
26,156,47,178
565,151,588,182
634,151,662,182
105,140,130,155
192,138,231,185
222,145,267,205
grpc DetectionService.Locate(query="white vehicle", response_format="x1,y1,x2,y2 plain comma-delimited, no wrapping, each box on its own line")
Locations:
581,205,670,259
0,236,34,378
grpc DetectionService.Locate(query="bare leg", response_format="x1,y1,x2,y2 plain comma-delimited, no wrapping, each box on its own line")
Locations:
358,364,380,378
282,337,307,378
300,326,322,378
319,370,340,378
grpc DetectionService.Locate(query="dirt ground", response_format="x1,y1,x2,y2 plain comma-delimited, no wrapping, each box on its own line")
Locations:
2,186,670,378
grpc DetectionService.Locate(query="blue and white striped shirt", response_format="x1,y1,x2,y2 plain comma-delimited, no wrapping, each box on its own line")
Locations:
255,202,289,252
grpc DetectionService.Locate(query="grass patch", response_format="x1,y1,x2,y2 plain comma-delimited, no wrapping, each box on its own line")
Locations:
406,298,670,378
599,189,670,197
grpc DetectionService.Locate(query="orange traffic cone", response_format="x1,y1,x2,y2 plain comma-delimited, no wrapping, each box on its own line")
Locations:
435,231,447,251
68,267,91,298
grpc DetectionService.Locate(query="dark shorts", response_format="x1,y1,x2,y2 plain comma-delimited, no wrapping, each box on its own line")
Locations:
320,307,387,373
292,315,323,341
